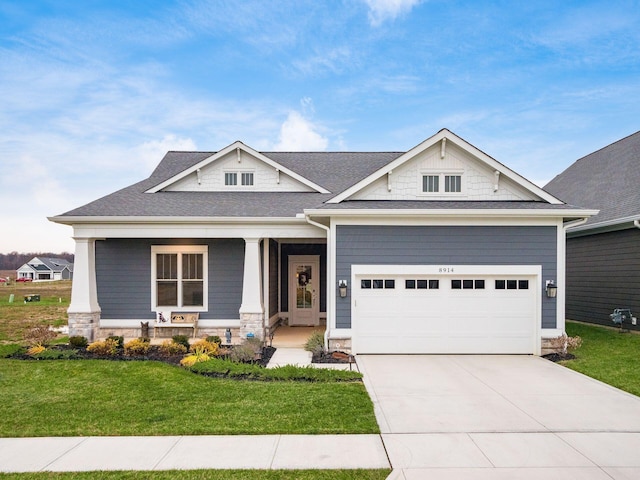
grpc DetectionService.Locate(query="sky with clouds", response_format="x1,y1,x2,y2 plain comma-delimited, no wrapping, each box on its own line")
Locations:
1,0,639,253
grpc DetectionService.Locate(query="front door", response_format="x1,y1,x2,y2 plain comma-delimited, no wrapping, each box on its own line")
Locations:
288,256,320,326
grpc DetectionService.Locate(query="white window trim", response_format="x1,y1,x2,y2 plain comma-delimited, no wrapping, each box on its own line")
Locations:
418,170,465,196
223,169,255,189
151,245,208,312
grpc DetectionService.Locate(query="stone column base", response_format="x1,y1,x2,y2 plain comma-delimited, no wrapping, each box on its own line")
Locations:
240,312,265,341
68,312,100,342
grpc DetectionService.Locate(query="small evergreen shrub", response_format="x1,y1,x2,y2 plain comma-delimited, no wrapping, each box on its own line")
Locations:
304,330,325,355
87,338,119,356
124,337,151,356
172,335,191,350
206,335,222,345
69,336,88,348
158,339,187,356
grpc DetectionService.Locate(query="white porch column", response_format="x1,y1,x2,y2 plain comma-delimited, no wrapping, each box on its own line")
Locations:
68,238,101,341
239,238,265,340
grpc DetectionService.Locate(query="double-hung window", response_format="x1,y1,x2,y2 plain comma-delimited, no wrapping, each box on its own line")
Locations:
152,245,208,311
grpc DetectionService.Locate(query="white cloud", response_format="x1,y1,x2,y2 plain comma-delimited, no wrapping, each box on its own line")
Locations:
135,135,198,172
274,111,328,151
364,0,423,27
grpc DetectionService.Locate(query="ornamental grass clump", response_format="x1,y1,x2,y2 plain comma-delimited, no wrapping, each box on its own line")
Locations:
87,338,119,356
180,345,211,367
304,330,325,356
26,344,46,357
124,337,151,356
549,333,583,357
24,325,57,348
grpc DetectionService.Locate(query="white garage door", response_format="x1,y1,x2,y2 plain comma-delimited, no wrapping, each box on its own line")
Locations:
352,265,540,354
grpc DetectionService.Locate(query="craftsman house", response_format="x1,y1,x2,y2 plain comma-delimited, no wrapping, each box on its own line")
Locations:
50,129,595,354
545,130,640,331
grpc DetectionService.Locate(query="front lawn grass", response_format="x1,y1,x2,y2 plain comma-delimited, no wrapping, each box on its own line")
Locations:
0,470,391,480
563,321,640,397
0,359,379,437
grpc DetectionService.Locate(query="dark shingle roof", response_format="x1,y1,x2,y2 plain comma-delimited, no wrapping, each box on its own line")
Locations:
58,149,568,219
545,130,640,227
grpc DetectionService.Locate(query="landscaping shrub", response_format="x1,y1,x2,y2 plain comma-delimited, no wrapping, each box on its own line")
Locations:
33,348,78,360
106,335,124,349
190,357,364,382
124,337,151,356
172,335,191,350
206,335,222,345
87,338,119,356
228,342,256,363
23,325,58,347
69,336,88,348
190,339,218,356
304,330,325,355
158,339,187,356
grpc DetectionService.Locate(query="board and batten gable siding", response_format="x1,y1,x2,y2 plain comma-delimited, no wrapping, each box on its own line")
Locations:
95,238,244,320
566,228,640,331
335,225,558,329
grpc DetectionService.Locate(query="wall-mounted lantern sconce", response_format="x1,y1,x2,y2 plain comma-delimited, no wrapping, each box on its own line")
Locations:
338,280,348,298
225,328,232,344
546,280,557,298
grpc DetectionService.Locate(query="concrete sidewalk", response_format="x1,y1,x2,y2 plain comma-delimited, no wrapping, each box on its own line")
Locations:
0,434,390,473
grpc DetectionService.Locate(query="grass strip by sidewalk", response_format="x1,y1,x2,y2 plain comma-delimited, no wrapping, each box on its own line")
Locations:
0,359,379,437
0,470,391,480
564,321,640,397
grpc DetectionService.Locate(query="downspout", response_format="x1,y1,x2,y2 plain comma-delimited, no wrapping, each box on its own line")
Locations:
305,214,331,352
634,219,640,230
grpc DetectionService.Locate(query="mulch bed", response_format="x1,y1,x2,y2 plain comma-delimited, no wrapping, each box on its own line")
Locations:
312,350,354,364
542,352,576,362
9,344,277,368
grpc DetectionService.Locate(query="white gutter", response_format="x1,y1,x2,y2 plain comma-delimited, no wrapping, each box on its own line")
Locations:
304,208,599,218
304,215,331,352
563,217,589,231
634,219,640,230
48,216,308,226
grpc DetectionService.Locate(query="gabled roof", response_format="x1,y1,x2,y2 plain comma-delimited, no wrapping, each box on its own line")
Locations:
545,130,640,231
51,129,590,223
329,129,562,204
145,141,331,194
18,257,73,273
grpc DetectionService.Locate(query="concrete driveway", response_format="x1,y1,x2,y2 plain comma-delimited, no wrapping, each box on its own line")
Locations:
357,355,640,479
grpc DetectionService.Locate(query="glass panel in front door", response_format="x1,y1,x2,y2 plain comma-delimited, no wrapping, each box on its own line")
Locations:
296,265,313,309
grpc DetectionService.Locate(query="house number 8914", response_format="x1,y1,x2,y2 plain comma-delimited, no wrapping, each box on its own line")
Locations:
439,267,454,273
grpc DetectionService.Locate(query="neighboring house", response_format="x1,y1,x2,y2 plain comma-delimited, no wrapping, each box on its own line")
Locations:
16,257,74,281
545,130,640,331
50,129,595,354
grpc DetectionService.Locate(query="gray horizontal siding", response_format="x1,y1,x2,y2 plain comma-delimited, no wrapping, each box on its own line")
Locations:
566,229,640,331
336,225,557,329
96,238,244,320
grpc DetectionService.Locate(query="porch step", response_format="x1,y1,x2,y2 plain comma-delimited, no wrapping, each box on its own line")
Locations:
266,348,312,368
